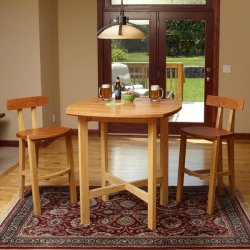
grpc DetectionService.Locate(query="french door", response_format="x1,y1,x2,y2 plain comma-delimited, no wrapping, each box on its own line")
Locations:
158,12,216,133
98,1,219,134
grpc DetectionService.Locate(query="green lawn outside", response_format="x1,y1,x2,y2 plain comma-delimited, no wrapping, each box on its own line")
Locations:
167,56,205,66
167,78,204,102
126,52,149,62
126,52,205,66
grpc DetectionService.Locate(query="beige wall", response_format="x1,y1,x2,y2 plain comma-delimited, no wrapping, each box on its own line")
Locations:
39,0,61,127
57,0,98,129
0,0,98,141
0,0,42,140
219,0,250,133
0,0,249,141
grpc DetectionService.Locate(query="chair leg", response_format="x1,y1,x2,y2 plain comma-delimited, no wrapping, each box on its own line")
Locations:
176,133,187,203
19,139,26,199
66,133,77,203
227,137,235,199
207,138,220,214
217,141,224,195
27,138,41,216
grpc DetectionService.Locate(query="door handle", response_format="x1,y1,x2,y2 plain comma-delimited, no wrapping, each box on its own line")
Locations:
206,77,211,82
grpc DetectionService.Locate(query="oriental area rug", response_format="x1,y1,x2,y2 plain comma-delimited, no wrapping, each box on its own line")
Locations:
0,186,249,249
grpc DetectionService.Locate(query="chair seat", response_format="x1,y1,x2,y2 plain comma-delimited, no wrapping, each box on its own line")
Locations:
181,126,233,140
17,127,72,140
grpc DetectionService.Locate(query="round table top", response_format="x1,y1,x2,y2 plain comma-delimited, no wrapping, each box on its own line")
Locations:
66,98,181,120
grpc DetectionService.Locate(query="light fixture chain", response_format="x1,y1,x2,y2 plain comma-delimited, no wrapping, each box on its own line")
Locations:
120,0,124,16
97,0,145,39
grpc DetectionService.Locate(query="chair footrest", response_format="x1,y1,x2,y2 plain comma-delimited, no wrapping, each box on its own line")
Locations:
38,168,71,181
184,168,210,180
217,171,230,177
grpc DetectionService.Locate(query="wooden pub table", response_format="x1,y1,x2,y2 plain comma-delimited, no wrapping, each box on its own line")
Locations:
66,98,181,230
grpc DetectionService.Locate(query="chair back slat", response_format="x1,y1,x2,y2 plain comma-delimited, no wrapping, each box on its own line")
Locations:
215,107,223,129
18,110,25,131
206,95,244,133
31,107,38,129
227,110,235,132
6,96,48,110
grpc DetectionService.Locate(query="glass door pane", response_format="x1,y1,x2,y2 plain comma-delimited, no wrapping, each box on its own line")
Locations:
111,20,150,98
165,20,206,123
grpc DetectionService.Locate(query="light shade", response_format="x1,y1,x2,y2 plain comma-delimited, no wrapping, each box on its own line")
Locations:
98,24,145,39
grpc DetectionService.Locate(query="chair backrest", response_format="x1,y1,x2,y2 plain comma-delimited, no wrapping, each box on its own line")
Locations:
206,95,244,132
6,96,48,131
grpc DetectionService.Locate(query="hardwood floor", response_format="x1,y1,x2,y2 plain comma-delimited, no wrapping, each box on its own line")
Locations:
0,135,249,219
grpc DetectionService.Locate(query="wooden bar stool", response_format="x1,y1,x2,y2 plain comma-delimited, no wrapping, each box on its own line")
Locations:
6,96,77,216
176,95,244,214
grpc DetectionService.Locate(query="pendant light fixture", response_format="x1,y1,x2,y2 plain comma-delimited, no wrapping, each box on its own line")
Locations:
97,0,145,39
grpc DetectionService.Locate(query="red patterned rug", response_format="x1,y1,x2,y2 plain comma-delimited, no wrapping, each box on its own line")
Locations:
0,186,249,249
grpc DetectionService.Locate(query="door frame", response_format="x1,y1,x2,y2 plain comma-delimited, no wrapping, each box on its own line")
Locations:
97,0,220,134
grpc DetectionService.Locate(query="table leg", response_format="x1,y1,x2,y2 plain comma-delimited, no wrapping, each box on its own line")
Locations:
148,119,157,230
78,117,90,224
160,117,168,205
101,121,109,201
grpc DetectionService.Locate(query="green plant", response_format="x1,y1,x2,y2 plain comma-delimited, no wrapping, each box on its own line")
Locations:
112,48,128,62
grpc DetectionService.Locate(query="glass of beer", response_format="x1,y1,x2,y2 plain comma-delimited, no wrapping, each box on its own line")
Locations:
150,85,163,102
99,84,112,100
